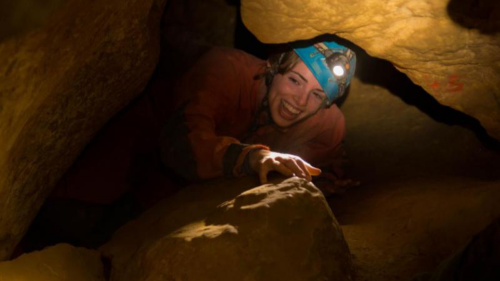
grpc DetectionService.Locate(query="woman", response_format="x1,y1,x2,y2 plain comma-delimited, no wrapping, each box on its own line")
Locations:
160,40,357,194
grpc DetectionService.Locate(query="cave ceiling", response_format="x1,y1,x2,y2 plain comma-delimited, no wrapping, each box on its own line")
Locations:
241,0,500,140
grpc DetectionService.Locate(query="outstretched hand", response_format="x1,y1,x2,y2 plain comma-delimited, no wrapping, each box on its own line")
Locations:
248,149,321,184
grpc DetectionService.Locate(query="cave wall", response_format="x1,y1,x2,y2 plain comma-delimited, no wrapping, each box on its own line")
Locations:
0,0,67,42
241,0,500,140
0,244,105,281
0,0,166,260
1,0,499,268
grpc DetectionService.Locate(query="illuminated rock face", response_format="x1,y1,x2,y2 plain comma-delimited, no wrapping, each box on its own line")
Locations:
101,177,353,281
0,244,105,281
0,0,165,260
241,0,500,140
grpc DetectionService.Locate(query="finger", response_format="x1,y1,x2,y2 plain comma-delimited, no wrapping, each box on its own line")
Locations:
259,164,271,184
279,158,307,179
295,160,311,181
305,164,322,176
272,160,294,177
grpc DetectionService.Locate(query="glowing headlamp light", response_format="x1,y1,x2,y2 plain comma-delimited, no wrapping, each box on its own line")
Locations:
293,41,356,103
325,52,349,79
333,65,345,77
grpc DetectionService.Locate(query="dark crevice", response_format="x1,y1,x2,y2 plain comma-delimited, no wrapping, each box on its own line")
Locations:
330,35,500,150
447,0,500,34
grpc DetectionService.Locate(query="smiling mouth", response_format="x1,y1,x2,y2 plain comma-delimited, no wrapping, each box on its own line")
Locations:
279,100,302,120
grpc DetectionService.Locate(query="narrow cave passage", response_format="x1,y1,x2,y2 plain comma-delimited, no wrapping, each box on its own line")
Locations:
2,0,500,280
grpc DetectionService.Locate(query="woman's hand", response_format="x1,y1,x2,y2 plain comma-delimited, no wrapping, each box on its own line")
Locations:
248,149,321,184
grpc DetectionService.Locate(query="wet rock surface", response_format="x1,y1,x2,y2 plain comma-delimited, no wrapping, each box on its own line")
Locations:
241,0,500,140
0,0,166,260
101,177,353,281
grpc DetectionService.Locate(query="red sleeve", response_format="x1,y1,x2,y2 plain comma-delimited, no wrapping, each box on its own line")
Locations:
160,48,268,180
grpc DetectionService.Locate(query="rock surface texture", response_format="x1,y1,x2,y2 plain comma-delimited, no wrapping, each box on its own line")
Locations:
0,0,165,260
101,177,353,281
241,0,500,140
329,69,500,280
0,243,105,281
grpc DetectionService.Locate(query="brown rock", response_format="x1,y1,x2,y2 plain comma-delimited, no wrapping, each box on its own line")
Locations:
0,243,105,281
241,0,500,140
0,0,166,260
0,0,67,42
101,177,353,281
343,78,500,182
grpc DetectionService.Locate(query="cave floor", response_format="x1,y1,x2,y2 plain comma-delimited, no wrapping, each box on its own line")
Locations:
329,176,500,281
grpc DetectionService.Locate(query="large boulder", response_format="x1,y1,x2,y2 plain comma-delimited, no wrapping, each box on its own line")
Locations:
241,0,500,140
101,177,353,281
0,243,105,281
0,0,166,260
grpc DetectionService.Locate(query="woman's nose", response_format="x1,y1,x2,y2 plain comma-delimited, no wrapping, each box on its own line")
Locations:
294,90,309,107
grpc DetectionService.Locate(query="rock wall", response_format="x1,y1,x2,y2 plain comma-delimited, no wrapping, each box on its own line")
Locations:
0,243,105,281
101,177,354,281
0,0,166,260
241,0,500,140
0,0,67,42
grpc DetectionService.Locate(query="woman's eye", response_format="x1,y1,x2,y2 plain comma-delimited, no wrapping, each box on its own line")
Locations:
288,77,299,85
312,92,324,100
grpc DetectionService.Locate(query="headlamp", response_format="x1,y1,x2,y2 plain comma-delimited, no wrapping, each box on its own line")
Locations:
293,41,356,104
325,52,349,79
333,65,345,77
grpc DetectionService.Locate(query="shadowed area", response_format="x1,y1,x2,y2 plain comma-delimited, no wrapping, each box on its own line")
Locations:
447,0,500,34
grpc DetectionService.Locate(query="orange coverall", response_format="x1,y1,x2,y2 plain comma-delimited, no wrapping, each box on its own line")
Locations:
160,47,346,182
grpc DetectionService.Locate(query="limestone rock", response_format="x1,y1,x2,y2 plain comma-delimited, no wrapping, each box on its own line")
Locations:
0,243,105,281
101,177,353,281
0,0,166,260
241,0,500,140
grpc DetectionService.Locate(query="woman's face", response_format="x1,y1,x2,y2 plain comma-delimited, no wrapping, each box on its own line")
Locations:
267,60,327,128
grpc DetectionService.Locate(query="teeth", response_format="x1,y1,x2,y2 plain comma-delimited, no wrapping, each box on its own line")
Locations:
283,100,300,114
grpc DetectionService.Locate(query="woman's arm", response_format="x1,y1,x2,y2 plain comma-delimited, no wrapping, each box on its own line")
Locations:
159,48,269,180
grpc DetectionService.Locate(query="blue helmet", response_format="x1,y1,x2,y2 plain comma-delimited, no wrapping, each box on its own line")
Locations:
293,41,356,104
